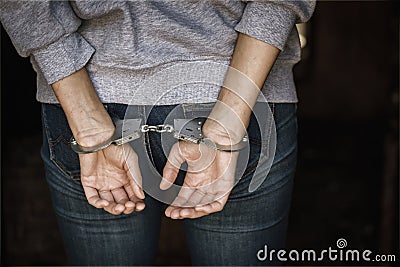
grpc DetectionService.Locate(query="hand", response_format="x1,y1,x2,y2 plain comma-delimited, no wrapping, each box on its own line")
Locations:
161,136,238,219
50,69,145,215
79,143,145,215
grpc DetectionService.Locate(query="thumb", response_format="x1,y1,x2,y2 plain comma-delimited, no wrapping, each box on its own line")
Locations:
161,143,185,190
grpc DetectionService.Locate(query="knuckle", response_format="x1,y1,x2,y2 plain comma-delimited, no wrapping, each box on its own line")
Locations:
88,198,99,207
213,203,223,212
108,209,121,215
123,209,134,215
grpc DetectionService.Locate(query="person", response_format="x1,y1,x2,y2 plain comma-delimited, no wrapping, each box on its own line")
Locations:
0,0,315,265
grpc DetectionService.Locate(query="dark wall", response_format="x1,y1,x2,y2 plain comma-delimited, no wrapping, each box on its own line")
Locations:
296,2,398,120
1,1,399,265
1,28,41,138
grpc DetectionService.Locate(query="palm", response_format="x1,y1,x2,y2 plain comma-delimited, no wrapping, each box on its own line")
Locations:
162,141,238,219
80,145,131,191
79,144,145,215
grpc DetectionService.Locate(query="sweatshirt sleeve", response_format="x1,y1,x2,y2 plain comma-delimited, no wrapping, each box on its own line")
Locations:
235,0,316,50
0,1,95,84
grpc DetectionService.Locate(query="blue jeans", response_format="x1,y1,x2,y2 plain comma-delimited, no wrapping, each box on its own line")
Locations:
41,102,297,266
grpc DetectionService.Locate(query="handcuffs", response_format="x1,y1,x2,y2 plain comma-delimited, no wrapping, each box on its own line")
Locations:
70,117,249,154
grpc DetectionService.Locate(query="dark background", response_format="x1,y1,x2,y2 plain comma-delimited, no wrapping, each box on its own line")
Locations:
1,1,399,266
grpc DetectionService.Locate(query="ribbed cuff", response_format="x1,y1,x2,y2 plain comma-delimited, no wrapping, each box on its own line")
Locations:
33,32,95,84
235,1,296,50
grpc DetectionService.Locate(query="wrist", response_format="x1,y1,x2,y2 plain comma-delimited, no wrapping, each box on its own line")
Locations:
51,68,115,147
73,116,115,147
202,118,243,146
204,99,249,145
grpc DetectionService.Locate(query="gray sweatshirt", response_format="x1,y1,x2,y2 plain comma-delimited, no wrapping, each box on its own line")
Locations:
0,0,315,105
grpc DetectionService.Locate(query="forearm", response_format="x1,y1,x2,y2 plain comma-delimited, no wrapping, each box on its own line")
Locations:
51,68,114,147
204,33,279,143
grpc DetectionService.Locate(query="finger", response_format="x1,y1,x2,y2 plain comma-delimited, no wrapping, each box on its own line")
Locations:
83,186,109,208
186,193,216,217
127,170,145,199
167,207,196,219
105,202,125,215
179,209,210,219
165,205,175,218
111,188,135,214
126,169,144,199
124,185,146,211
171,207,185,219
161,143,185,190
99,190,115,202
171,186,196,208
111,187,130,216
165,207,210,219
179,208,196,218
134,201,146,212
166,187,196,219
99,191,125,215
111,187,129,204
195,190,230,213
123,203,135,215
165,205,185,219
194,200,225,214
124,145,145,199
124,183,136,200
131,182,145,200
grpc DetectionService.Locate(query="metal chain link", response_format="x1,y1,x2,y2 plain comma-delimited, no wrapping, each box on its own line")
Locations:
140,124,174,133
71,119,248,154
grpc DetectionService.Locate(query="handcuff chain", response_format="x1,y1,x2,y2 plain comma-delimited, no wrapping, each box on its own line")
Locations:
71,119,248,154
140,124,174,133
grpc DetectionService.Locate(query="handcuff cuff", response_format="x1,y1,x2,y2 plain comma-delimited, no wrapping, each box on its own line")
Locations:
70,117,249,154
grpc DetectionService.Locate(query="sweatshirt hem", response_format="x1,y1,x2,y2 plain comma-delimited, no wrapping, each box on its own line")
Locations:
36,59,298,105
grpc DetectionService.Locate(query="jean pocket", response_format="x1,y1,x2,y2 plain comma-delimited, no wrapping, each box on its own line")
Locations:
42,104,81,182
182,102,275,145
181,102,215,118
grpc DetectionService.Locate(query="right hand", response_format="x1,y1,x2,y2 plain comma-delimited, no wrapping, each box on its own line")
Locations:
79,142,145,215
50,68,145,215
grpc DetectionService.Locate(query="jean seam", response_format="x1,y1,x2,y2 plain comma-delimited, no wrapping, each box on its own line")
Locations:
141,106,157,168
238,155,261,180
42,104,81,182
182,103,214,116
187,213,287,233
265,102,275,154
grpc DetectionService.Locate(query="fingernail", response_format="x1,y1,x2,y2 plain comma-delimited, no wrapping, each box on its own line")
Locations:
125,202,135,208
136,203,145,211
139,190,145,199
133,185,145,199
160,178,171,190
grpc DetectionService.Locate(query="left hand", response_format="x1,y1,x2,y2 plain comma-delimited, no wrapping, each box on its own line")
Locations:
79,143,145,215
161,135,239,219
